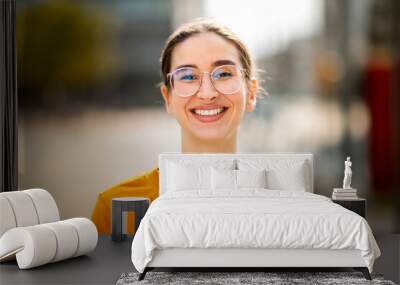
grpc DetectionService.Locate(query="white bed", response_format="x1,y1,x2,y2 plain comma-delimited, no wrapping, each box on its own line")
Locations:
131,153,380,280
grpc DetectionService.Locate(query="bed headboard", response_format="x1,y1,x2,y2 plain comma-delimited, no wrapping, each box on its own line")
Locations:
159,153,314,195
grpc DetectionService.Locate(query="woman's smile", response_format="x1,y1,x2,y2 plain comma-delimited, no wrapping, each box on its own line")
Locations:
189,105,229,123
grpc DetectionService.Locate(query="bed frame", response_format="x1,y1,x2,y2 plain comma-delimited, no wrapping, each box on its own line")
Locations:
140,248,371,280
138,153,372,281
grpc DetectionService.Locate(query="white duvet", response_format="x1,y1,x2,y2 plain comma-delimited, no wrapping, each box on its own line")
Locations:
131,190,380,273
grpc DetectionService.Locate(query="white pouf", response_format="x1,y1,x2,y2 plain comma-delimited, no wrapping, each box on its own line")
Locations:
0,189,98,269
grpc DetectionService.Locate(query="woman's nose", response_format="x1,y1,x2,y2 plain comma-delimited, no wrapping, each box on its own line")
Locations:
196,73,218,100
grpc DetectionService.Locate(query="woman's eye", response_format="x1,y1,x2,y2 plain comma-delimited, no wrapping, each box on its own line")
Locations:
213,71,233,80
179,74,196,81
175,69,199,81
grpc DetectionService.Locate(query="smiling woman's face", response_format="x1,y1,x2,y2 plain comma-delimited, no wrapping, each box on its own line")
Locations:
161,32,257,151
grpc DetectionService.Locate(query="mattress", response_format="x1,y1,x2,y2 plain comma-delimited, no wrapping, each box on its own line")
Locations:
131,190,381,273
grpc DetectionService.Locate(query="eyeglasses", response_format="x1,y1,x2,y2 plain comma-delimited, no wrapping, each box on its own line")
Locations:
167,64,244,97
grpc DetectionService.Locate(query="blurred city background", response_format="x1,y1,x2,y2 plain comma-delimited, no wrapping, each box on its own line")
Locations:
17,0,399,234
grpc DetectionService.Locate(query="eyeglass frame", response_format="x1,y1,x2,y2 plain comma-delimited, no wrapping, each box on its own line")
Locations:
166,64,246,97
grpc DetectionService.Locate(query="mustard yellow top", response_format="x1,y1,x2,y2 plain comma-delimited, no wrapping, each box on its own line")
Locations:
91,167,159,234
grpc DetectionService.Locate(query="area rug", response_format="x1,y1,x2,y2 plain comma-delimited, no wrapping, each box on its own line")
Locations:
116,271,396,285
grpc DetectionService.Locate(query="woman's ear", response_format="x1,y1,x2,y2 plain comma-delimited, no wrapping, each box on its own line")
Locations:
245,78,258,112
160,84,173,114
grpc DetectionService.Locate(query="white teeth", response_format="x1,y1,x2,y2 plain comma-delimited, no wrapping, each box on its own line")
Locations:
194,108,225,116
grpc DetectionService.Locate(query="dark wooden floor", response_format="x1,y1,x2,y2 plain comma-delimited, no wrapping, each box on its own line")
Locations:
0,236,134,284
0,234,398,285
373,234,400,284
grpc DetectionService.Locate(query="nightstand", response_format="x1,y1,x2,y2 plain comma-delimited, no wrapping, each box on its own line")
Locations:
111,197,150,241
332,198,366,218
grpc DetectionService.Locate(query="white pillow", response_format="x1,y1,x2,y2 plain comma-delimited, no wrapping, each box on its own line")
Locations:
167,162,211,191
211,168,268,190
238,159,307,191
211,168,236,190
236,169,267,189
266,164,306,191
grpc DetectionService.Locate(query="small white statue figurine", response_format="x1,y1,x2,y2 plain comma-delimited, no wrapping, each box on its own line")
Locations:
343,157,352,189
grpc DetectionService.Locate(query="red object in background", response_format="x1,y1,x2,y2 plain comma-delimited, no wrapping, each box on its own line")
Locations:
364,50,394,194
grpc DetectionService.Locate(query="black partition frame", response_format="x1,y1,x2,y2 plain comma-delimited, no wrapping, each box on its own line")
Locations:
0,0,17,192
